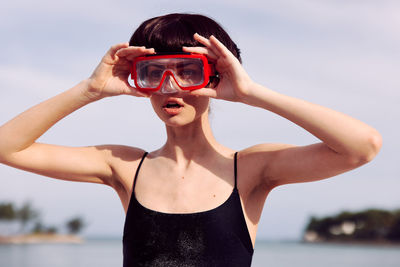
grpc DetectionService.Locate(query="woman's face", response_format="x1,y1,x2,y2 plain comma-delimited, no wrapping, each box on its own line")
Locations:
150,91,210,127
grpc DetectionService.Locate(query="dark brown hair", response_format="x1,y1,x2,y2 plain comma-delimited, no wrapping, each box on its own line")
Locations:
129,13,241,63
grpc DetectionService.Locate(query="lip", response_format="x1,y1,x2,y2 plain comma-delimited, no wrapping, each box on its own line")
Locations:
162,97,184,116
162,97,185,108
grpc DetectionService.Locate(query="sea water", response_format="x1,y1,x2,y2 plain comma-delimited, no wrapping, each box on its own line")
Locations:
0,239,399,267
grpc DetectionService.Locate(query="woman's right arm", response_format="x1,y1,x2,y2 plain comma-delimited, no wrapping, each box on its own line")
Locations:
0,43,154,186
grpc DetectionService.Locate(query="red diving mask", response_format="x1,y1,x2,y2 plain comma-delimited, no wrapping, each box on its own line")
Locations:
131,52,217,94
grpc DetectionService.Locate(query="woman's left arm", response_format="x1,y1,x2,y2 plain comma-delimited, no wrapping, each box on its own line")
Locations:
239,82,382,187
184,34,382,188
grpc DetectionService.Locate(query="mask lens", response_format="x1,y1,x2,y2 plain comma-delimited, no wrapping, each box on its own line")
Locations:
135,56,206,90
173,58,204,87
136,59,168,89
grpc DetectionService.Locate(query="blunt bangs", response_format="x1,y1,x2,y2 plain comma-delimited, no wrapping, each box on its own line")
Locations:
129,13,241,63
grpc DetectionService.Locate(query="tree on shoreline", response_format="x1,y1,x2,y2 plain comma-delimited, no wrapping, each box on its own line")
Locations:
66,217,85,234
32,221,59,234
305,208,400,242
16,202,39,233
0,202,16,221
0,201,86,235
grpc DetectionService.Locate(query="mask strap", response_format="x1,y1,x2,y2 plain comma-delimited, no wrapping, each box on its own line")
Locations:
206,72,220,88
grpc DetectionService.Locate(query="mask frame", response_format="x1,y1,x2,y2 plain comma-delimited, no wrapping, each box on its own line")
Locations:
131,52,217,92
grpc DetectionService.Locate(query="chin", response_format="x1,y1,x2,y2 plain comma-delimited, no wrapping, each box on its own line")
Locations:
161,112,201,128
150,94,209,127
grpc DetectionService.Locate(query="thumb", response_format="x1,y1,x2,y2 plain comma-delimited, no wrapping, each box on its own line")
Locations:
189,88,217,98
121,81,151,98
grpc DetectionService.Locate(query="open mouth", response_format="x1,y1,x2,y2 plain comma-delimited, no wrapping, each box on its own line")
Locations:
163,102,183,109
162,99,184,115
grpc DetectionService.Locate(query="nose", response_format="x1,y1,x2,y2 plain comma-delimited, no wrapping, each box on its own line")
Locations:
159,75,181,94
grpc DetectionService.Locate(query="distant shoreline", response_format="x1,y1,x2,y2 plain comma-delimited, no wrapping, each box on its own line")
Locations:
302,239,400,247
0,233,84,244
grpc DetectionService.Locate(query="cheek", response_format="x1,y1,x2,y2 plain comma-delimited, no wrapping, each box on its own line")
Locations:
183,96,210,116
150,96,165,118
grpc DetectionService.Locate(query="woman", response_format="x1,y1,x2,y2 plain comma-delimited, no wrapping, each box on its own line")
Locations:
0,13,381,266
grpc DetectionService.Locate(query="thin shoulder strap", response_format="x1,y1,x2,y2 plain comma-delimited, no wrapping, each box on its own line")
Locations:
132,152,148,191
234,151,238,189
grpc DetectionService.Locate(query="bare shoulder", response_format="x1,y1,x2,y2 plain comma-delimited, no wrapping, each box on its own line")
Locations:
237,143,294,189
99,144,147,191
239,143,295,157
99,144,146,163
234,144,294,233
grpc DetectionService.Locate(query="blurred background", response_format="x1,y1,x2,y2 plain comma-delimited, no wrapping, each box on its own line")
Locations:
0,0,398,248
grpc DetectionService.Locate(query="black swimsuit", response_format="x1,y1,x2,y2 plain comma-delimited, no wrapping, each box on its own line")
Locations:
122,152,254,266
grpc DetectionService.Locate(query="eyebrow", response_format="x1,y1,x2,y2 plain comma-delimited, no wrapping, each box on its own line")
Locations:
147,63,165,69
147,62,200,70
176,62,201,68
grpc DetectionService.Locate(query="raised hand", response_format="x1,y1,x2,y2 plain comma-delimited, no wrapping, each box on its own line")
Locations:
86,43,155,100
183,33,254,102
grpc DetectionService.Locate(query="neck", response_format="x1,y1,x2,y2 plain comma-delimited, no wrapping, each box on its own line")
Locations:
159,114,221,164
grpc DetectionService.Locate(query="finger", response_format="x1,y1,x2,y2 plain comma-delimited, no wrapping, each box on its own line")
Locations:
116,46,144,56
189,88,217,98
121,82,151,98
102,43,129,62
182,46,218,61
116,46,155,58
109,43,129,54
125,50,154,61
193,33,212,47
209,35,233,59
193,33,221,57
113,57,132,72
132,90,151,98
120,47,155,57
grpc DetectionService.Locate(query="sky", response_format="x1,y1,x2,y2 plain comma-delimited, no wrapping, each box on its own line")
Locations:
0,0,399,241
